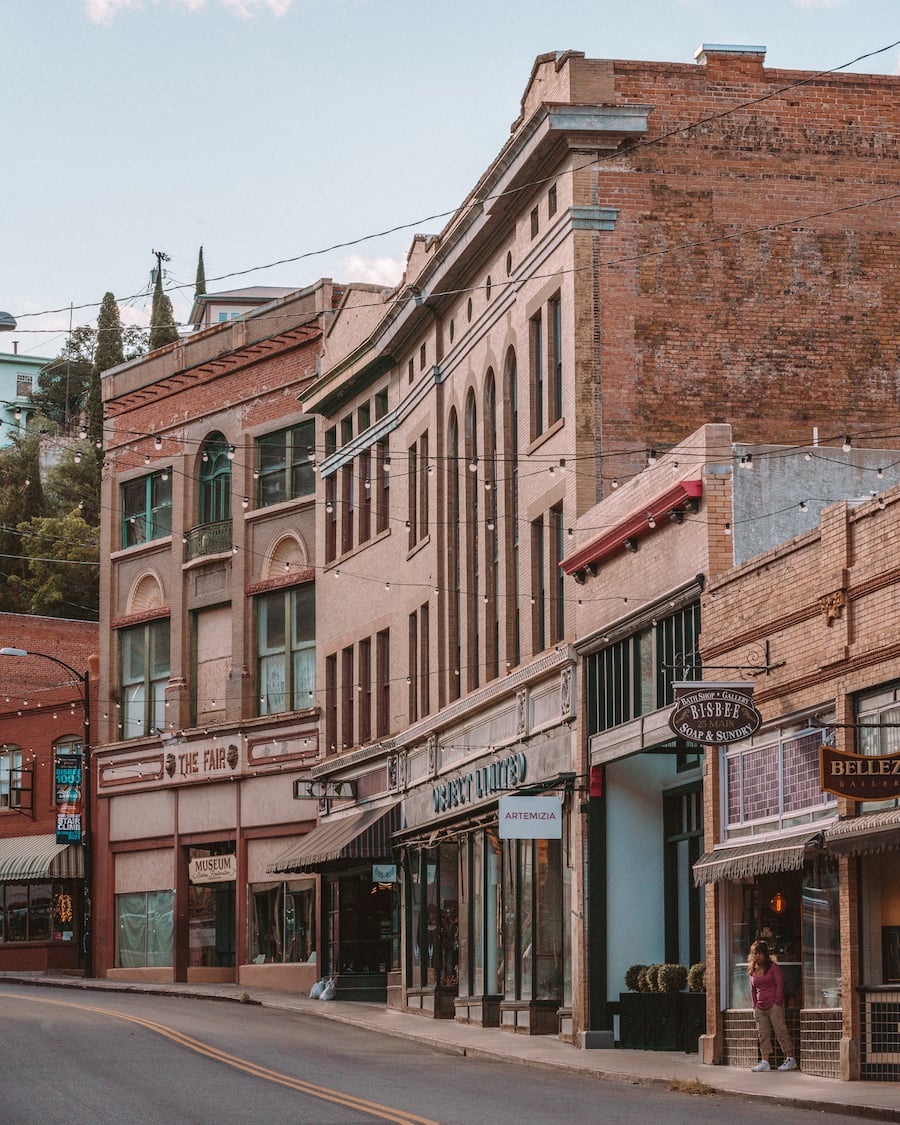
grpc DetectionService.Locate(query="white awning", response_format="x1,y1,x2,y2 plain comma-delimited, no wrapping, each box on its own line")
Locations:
693,828,823,886
825,808,900,856
0,834,83,881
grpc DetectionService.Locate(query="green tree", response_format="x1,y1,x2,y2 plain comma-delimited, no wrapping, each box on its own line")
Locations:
15,511,99,620
150,269,179,350
44,444,101,527
0,431,46,612
32,324,95,427
195,245,207,298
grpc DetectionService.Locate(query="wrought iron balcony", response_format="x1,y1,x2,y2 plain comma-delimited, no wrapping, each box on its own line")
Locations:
184,519,232,562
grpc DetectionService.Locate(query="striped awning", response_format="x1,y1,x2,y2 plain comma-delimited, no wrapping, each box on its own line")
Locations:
266,804,399,874
693,828,823,886
0,834,84,881
825,808,900,856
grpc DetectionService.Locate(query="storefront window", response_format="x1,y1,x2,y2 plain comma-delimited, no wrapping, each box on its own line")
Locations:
0,883,62,942
724,873,802,1008
329,868,398,975
503,837,563,1004
406,846,459,989
860,850,900,986
188,844,235,968
115,890,174,967
801,856,841,1007
250,883,316,963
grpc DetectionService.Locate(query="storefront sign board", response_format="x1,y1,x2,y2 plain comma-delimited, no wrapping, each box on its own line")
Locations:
669,681,762,744
820,744,900,800
189,854,237,884
294,780,357,800
373,864,397,883
499,796,563,839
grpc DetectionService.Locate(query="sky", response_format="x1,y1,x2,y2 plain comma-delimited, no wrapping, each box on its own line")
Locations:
2,0,898,359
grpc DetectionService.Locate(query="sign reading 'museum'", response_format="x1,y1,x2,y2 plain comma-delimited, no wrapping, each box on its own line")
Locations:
189,854,237,884
669,681,762,744
820,744,900,800
499,796,563,839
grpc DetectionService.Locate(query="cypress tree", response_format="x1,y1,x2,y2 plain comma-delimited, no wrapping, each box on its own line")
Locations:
89,292,125,463
195,246,207,298
149,269,179,351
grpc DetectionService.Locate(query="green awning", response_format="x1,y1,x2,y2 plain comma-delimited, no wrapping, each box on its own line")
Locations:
825,809,900,856
266,804,399,874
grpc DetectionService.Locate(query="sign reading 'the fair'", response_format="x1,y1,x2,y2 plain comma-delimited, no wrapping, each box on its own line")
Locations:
498,796,563,839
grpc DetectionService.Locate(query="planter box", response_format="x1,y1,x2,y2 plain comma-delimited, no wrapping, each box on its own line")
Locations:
619,992,706,1052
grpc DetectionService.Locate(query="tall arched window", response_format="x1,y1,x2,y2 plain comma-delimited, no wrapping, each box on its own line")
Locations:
447,409,461,702
483,370,499,681
465,390,479,691
503,348,520,668
199,432,232,525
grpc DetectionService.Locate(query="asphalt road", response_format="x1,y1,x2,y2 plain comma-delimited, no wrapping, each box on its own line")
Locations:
0,984,863,1125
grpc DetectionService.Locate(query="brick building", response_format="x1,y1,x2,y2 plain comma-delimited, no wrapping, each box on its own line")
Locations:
0,614,97,973
93,282,344,988
280,44,899,1041
699,480,900,1082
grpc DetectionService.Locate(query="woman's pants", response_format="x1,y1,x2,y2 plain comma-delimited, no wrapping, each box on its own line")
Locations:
754,1004,794,1058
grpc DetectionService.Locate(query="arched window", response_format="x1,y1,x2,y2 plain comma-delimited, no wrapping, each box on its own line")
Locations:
447,409,461,702
483,369,499,681
465,390,479,691
503,348,520,668
199,432,232,525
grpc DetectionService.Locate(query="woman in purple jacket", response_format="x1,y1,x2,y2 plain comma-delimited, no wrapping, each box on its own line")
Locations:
748,939,798,1071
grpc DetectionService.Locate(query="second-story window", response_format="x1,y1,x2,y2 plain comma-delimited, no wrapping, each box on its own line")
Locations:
199,433,231,525
257,583,315,716
122,469,172,548
256,420,315,507
119,618,170,739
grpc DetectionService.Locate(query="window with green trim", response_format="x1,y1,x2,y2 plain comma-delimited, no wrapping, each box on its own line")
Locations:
121,470,172,547
256,421,315,508
257,583,315,715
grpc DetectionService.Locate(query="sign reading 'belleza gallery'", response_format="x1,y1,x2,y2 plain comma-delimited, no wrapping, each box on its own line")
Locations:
668,681,762,745
820,744,900,800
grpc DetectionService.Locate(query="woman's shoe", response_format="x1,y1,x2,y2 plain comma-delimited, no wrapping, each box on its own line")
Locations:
751,1060,770,1071
778,1057,798,1071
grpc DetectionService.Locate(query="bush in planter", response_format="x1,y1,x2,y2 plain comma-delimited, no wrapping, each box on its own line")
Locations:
642,964,662,993
657,963,688,993
624,964,648,992
688,962,706,993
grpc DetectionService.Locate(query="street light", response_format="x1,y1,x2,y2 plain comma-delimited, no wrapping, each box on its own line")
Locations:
0,311,16,332
0,646,92,977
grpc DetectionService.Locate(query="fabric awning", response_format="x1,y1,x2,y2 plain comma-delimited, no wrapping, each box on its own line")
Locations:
266,804,400,874
825,808,900,856
0,834,83,881
693,828,823,886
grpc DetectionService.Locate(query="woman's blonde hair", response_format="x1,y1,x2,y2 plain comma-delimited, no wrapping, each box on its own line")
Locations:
748,939,772,975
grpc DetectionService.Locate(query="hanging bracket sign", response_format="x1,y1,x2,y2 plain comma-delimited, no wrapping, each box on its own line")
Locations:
820,744,900,800
294,780,357,800
668,681,762,744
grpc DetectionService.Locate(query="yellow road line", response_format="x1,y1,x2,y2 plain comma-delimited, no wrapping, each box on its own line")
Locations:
0,991,441,1125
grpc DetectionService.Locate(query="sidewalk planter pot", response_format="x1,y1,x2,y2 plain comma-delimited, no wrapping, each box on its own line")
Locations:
619,992,682,1051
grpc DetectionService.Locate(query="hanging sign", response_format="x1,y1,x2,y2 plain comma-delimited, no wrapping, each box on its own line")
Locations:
498,795,563,839
668,681,762,744
820,745,900,800
55,754,83,844
373,864,397,883
189,854,237,884
294,780,357,800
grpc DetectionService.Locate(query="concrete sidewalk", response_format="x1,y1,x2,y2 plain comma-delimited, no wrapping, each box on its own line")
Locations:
3,974,899,1121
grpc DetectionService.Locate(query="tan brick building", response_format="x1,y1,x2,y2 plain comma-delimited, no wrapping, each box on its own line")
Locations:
700,483,900,1081
276,45,900,1043
93,282,341,987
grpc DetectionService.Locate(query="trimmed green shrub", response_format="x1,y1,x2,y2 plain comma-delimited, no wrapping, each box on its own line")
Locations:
642,964,662,993
688,962,706,993
624,964,648,992
657,963,688,993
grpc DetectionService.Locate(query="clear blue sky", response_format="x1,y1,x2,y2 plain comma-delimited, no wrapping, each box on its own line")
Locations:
3,0,898,358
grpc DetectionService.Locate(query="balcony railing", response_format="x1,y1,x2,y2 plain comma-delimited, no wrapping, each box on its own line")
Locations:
184,519,232,562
